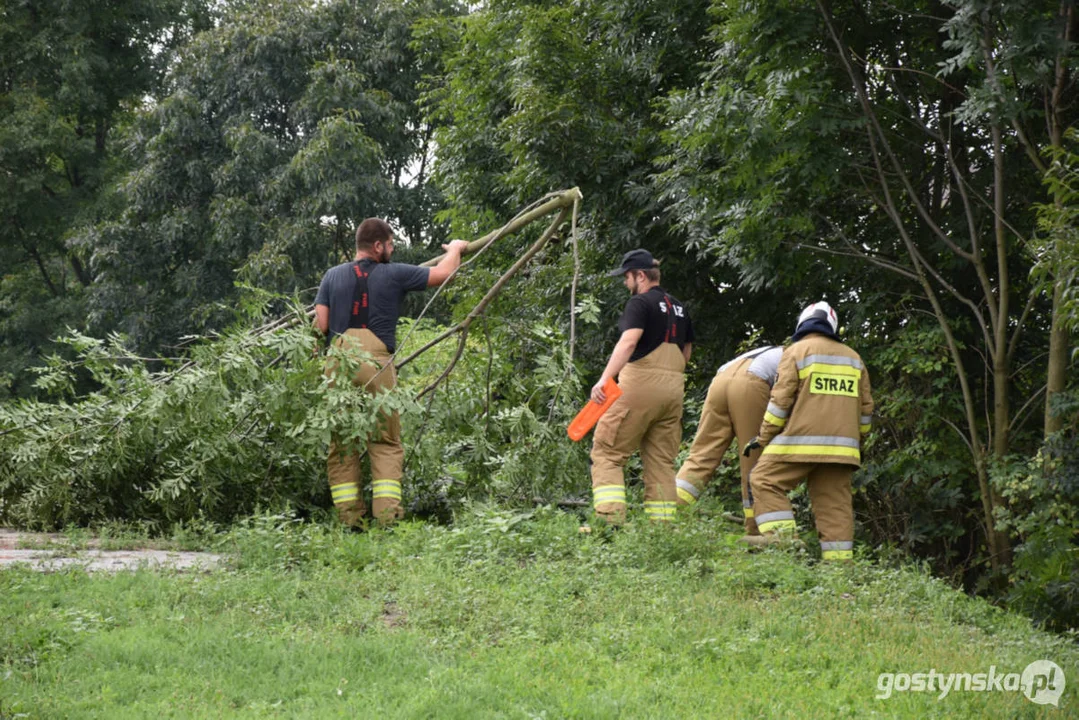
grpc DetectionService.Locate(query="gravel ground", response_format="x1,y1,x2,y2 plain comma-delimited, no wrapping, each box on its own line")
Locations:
0,529,222,572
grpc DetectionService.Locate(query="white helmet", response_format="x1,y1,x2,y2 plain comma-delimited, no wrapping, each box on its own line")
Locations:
796,301,838,334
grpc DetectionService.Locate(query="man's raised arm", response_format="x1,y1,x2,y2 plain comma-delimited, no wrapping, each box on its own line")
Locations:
427,240,470,287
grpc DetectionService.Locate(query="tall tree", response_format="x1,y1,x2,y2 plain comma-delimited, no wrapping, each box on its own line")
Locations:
79,0,460,352
0,0,210,395
424,0,805,376
657,0,1077,571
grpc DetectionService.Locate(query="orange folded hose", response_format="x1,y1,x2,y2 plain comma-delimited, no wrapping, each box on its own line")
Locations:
567,378,622,441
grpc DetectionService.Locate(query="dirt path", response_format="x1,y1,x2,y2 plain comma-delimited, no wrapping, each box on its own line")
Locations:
0,529,222,572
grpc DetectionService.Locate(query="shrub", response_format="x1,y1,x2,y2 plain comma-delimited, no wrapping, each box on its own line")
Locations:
996,412,1079,631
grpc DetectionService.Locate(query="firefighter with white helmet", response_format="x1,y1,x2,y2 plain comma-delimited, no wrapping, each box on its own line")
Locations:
742,302,874,559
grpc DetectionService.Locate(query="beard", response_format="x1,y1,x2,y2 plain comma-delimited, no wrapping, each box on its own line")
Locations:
627,275,640,295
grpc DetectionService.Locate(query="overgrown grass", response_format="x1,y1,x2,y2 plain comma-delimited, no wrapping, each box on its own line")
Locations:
2,506,1076,718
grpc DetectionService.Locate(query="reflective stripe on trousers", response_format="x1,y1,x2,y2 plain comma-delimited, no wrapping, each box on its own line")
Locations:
330,482,360,505
675,478,699,505
593,484,627,509
644,500,675,521
372,479,402,501
820,540,853,560
756,509,796,534
762,434,861,461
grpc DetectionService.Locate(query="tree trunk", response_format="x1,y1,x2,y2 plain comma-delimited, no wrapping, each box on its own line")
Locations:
990,124,1010,463
95,117,109,154
28,244,60,298
983,15,1014,564
1044,2,1073,438
1046,280,1070,436
818,0,1013,570
988,123,1014,565
69,254,93,287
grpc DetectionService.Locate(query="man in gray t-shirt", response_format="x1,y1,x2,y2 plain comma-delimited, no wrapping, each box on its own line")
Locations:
314,259,429,352
314,217,468,527
674,345,784,536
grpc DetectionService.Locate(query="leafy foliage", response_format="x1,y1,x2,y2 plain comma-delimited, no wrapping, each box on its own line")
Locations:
656,0,1077,580
995,414,1079,631
1,0,1077,632
1035,128,1079,339
79,0,461,353
1,312,345,529
423,0,794,376
0,0,211,397
855,319,978,577
0,260,597,529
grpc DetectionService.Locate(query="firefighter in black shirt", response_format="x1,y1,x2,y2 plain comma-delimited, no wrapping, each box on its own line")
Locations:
589,249,694,523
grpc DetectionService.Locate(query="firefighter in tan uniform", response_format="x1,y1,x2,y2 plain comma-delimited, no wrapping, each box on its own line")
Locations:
589,249,694,524
674,346,783,535
742,302,874,560
314,218,468,527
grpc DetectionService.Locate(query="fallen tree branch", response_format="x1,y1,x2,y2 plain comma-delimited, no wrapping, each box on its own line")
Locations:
418,189,582,269
396,206,572,374
411,207,571,405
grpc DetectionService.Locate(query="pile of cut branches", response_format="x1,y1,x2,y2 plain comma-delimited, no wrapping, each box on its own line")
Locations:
0,190,589,530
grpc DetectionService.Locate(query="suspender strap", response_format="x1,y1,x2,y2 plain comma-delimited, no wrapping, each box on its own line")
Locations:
743,345,776,360
348,259,376,329
663,294,678,343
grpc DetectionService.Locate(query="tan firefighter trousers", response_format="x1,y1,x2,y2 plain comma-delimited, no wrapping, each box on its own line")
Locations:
749,457,854,560
590,343,685,523
325,328,404,527
675,355,770,535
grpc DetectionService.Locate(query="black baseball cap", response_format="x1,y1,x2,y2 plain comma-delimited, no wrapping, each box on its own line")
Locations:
606,249,658,276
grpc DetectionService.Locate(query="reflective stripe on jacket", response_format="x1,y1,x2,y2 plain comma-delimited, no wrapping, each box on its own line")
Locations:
757,334,874,466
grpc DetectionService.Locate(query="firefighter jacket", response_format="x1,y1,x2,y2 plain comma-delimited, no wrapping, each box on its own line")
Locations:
756,333,874,466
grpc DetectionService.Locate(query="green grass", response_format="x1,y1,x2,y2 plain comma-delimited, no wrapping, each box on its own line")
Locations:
2,506,1076,718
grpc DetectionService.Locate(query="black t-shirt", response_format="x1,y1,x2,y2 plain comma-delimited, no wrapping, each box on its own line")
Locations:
617,287,695,362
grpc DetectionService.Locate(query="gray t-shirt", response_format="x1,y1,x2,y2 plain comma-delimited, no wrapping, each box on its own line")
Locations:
719,346,783,386
314,260,430,351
